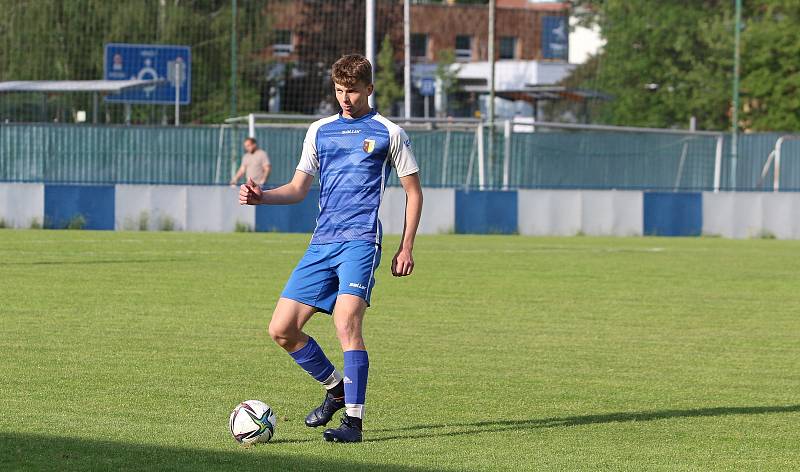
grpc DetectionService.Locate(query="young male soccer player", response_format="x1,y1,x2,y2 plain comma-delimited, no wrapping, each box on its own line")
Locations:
239,54,423,443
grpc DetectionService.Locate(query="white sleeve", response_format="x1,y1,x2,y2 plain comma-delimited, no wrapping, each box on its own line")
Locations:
296,126,320,176
389,128,420,177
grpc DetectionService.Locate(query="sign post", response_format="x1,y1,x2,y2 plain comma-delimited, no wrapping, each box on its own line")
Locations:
420,77,435,119
174,61,180,126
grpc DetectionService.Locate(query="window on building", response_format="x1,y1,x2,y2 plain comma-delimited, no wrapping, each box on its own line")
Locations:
455,35,472,61
542,16,568,60
411,33,428,59
273,30,293,56
499,36,517,59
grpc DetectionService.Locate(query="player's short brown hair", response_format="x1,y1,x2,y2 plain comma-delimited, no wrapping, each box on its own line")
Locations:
331,54,373,87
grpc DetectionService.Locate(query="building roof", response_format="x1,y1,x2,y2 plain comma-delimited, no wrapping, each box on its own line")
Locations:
0,79,164,93
454,60,576,92
497,0,569,11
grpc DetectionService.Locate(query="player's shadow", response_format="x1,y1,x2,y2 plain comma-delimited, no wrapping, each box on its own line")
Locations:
365,404,800,443
0,432,436,472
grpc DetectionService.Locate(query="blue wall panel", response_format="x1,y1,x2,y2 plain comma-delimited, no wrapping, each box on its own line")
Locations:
44,185,115,230
255,189,320,233
643,192,702,236
455,190,518,234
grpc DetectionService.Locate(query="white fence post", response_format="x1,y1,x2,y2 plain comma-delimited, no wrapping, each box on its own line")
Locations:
441,125,451,187
477,122,485,190
713,135,723,193
502,119,511,191
772,136,800,192
247,113,255,138
774,137,785,192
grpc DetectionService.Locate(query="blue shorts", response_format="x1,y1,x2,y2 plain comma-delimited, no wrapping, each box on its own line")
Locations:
281,240,382,314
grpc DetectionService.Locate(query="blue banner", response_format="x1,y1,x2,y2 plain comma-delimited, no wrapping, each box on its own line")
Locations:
104,43,191,104
420,78,436,97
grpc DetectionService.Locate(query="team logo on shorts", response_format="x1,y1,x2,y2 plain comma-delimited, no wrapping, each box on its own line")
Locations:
362,139,376,153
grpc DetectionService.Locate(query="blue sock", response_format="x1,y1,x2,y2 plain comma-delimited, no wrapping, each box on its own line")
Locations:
343,350,369,419
289,337,337,384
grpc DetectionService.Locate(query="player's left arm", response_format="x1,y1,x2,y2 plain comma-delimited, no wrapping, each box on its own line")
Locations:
392,172,423,277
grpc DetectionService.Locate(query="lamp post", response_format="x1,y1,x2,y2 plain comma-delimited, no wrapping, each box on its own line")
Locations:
731,0,741,190
230,0,237,118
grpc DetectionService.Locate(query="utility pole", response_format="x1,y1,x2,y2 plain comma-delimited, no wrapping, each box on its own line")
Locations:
487,0,496,188
403,0,411,118
175,61,181,126
731,0,741,190
366,0,376,108
230,0,237,118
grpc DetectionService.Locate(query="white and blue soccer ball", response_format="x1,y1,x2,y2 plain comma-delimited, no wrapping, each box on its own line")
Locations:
229,400,277,444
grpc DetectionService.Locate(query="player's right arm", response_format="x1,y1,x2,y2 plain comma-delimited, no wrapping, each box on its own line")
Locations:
240,122,322,206
239,171,313,206
240,125,319,206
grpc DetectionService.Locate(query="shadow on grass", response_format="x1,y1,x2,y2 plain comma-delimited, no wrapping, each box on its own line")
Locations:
0,432,434,472
0,259,186,266
366,404,800,443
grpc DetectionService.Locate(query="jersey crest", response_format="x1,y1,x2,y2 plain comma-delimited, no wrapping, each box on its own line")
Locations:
362,138,376,153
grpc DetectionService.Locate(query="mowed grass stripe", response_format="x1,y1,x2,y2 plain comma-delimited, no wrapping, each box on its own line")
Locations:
1,230,798,471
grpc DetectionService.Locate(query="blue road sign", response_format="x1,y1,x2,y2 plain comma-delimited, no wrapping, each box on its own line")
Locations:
420,77,436,97
104,43,191,104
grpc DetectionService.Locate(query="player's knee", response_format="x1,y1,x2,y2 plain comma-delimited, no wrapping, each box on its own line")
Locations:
334,323,362,345
268,320,294,346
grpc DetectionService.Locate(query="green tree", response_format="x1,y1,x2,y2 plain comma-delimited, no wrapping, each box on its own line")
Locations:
738,0,800,131
375,34,403,115
564,0,800,132
435,49,461,117
562,1,733,130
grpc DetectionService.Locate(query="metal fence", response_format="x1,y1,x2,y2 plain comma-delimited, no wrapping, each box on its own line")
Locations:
1,121,799,191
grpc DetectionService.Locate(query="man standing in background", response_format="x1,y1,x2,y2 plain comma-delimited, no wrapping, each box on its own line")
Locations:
230,138,271,186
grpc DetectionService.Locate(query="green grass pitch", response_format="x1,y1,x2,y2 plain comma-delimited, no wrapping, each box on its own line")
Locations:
1,230,799,471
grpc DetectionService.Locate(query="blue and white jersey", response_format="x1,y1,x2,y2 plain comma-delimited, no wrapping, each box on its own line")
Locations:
297,110,419,245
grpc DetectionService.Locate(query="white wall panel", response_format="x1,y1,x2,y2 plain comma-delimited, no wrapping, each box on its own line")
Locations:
379,187,454,235
115,185,188,231
186,186,254,232
611,191,644,237
701,192,735,237
518,190,581,236
762,193,800,239
703,192,763,239
705,192,800,239
519,190,642,237
0,183,44,228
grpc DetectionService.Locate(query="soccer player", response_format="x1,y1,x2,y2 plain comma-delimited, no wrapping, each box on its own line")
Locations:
239,54,422,443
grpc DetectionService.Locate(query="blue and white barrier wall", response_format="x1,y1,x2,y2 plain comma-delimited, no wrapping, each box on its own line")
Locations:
1,183,800,238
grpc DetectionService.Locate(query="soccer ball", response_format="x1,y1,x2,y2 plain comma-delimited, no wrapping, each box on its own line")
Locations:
229,400,277,444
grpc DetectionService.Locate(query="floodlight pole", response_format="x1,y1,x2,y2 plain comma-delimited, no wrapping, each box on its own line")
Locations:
366,0,376,109
230,0,237,118
731,0,741,190
403,0,411,118
487,0,496,189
